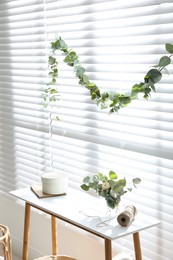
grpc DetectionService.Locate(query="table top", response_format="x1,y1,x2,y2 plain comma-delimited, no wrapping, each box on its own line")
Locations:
10,187,160,241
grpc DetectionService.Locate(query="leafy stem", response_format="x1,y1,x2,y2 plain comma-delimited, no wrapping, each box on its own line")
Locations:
45,37,173,113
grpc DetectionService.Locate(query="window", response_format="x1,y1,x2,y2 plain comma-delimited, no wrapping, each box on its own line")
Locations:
0,0,173,259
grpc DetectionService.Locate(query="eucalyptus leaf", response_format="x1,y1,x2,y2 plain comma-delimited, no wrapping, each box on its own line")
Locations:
145,69,162,85
83,176,90,184
80,184,89,191
133,178,141,185
97,172,105,181
109,170,118,180
108,180,116,189
89,182,95,189
75,66,85,77
154,56,171,68
144,87,151,95
131,83,144,97
117,188,126,196
48,56,56,65
106,199,116,209
59,38,68,51
150,85,156,92
50,89,57,94
166,43,173,54
112,179,126,192
108,179,126,192
106,194,118,209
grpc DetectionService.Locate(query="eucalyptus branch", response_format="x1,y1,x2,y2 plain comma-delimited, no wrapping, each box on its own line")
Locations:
80,170,141,209
45,37,173,113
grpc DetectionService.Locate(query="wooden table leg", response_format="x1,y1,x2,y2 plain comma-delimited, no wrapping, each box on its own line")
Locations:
22,202,31,260
133,232,142,260
51,215,58,255
105,238,112,260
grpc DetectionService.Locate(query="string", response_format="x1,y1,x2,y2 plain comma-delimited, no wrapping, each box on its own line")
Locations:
55,0,67,173
43,0,54,172
43,0,67,174
79,210,118,227
30,3,42,183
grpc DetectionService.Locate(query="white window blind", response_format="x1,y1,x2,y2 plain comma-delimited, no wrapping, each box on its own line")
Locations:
0,0,173,259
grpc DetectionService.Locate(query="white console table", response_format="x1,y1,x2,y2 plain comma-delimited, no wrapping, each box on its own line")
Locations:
10,187,160,260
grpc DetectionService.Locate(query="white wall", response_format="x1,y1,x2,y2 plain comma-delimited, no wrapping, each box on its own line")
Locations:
0,196,125,260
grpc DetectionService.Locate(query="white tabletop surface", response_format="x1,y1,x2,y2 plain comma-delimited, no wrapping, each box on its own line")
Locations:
10,187,160,241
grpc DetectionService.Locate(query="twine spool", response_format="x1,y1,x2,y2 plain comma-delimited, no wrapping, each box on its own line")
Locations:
117,205,137,227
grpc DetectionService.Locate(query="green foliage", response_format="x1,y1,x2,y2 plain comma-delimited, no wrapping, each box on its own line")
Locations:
80,170,141,209
154,56,171,68
166,43,173,54
45,37,173,114
43,87,59,107
44,37,172,203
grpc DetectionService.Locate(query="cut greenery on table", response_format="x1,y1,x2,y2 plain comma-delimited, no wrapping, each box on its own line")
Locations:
81,171,141,209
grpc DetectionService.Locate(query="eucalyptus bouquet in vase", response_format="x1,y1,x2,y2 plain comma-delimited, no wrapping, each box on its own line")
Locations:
81,171,141,211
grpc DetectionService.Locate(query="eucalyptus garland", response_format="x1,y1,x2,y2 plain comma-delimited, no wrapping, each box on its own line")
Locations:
44,36,173,113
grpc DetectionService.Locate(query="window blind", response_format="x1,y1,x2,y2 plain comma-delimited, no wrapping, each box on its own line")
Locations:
0,0,173,259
